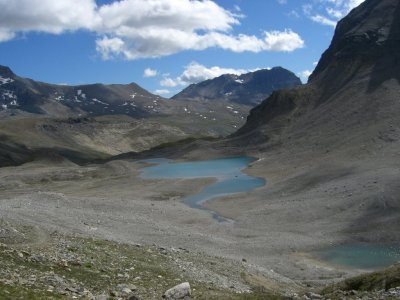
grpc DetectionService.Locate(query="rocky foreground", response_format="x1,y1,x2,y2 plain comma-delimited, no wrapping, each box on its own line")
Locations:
1,219,400,300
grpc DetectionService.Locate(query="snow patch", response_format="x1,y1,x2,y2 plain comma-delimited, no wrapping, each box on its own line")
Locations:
0,77,14,85
2,90,17,101
235,79,244,84
92,98,108,105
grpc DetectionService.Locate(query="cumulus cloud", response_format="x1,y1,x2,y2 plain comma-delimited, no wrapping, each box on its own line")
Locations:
178,62,248,85
0,0,99,34
304,0,365,27
310,15,337,27
160,77,179,87
143,68,158,78
161,62,266,88
263,29,304,52
299,70,313,83
0,0,304,59
0,29,15,42
154,89,171,96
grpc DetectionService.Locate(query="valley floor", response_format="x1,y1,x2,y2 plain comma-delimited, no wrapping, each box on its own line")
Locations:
0,139,399,298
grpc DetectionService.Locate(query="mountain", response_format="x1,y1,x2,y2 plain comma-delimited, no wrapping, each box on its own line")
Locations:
0,66,255,166
235,0,400,143
221,0,400,244
171,67,301,105
0,65,164,118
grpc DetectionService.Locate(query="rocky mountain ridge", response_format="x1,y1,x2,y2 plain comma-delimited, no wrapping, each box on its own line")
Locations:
235,0,400,143
0,65,162,118
172,67,301,106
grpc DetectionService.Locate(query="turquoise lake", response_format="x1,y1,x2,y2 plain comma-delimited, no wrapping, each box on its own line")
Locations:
316,244,400,269
140,156,266,222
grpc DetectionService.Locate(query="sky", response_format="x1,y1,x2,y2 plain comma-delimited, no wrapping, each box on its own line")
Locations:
0,0,364,97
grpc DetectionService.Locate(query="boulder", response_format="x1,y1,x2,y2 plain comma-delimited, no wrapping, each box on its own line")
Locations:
162,282,191,299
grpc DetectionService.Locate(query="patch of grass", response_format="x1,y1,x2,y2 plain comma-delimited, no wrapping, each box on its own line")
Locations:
0,282,64,300
0,231,287,299
322,264,400,294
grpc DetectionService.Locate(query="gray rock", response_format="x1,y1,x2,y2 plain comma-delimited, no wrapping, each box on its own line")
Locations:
306,292,322,299
163,282,191,299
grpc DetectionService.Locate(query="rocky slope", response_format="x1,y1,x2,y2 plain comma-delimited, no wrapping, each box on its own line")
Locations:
219,0,400,249
235,0,400,141
172,67,301,105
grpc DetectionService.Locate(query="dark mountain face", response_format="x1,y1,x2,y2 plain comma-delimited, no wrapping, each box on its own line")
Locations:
171,67,301,106
0,68,162,117
220,0,400,246
235,0,400,140
309,0,400,95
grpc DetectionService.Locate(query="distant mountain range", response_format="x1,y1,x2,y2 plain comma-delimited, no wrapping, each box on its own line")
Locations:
0,65,164,118
0,65,301,119
0,64,302,166
171,67,301,105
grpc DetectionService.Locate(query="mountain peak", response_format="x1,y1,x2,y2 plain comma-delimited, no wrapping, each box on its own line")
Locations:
0,65,16,78
172,67,301,105
234,0,400,141
310,0,400,83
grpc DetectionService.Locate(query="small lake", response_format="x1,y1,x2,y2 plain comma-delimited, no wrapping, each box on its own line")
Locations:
315,244,400,269
140,156,266,222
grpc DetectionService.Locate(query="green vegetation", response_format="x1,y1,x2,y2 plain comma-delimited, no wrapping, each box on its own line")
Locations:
323,265,400,294
0,232,281,299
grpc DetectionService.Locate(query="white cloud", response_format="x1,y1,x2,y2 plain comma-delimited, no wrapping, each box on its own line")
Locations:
178,62,248,85
162,62,268,87
277,0,287,4
0,0,99,34
143,68,157,78
160,77,179,87
288,10,300,19
0,29,15,42
304,0,365,27
155,62,257,89
0,0,304,59
326,7,344,19
263,29,304,52
310,15,337,27
154,89,171,95
96,37,125,60
299,70,312,82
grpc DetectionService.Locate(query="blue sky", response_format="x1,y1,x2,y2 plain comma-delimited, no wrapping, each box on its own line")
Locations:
0,0,364,97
